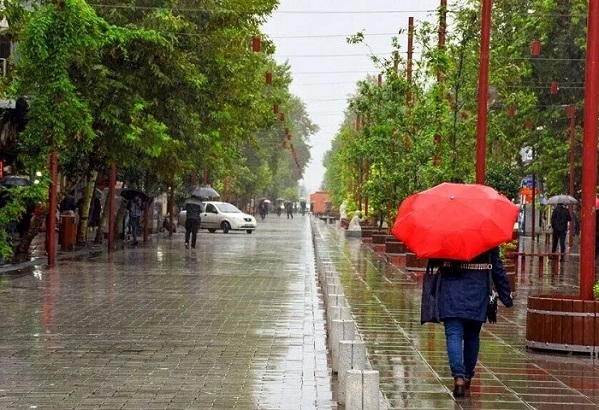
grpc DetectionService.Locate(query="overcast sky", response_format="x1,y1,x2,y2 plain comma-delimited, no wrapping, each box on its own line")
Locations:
262,0,442,195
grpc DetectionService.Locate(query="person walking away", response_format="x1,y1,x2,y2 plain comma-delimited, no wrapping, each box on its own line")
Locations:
285,202,294,219
259,202,267,220
184,197,203,249
426,247,513,397
128,195,143,246
550,203,571,260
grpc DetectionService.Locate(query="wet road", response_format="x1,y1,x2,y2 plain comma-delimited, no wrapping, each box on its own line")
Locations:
0,215,334,409
313,222,599,410
2,214,599,409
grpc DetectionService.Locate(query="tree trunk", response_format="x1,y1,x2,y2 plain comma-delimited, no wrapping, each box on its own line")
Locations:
94,193,109,244
77,170,98,245
11,210,45,264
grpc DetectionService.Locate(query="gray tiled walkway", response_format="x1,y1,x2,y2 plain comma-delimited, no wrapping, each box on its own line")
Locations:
312,221,599,410
3,214,599,409
0,215,334,409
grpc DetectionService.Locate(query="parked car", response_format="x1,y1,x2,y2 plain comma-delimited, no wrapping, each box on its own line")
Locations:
178,201,256,234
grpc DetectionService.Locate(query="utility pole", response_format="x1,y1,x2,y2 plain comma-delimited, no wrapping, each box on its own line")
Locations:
475,0,492,184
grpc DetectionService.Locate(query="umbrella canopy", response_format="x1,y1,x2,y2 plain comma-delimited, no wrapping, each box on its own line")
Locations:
0,176,30,187
191,185,219,200
183,197,203,207
392,183,519,261
546,194,577,205
262,199,272,204
120,189,150,203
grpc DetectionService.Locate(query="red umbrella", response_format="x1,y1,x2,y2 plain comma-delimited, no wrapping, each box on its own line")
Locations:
392,183,519,261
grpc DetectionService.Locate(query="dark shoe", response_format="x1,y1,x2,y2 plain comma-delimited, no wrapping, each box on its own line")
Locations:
132,240,139,246
453,377,466,398
185,243,189,249
464,378,471,390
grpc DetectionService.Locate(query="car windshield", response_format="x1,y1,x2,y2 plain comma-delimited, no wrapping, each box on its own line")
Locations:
216,203,241,213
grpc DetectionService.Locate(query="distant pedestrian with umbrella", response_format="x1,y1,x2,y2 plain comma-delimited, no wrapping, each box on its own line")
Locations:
285,201,293,219
550,202,571,259
128,194,144,246
183,196,203,249
392,183,515,397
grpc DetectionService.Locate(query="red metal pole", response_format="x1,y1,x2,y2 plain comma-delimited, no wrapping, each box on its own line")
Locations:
47,150,58,268
475,0,492,184
580,0,599,300
434,1,447,166
168,185,174,239
567,106,576,249
107,164,116,252
530,173,537,246
407,17,414,106
437,0,447,83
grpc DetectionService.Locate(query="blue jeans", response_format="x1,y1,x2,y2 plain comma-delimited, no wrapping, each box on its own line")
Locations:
443,318,483,379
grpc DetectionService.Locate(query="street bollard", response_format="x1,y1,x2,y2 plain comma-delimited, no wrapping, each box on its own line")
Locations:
326,305,352,335
337,340,367,405
346,370,380,410
326,283,342,299
326,293,346,310
330,319,355,372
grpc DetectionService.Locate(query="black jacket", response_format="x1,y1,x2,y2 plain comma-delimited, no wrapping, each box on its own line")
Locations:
184,199,203,220
551,205,571,232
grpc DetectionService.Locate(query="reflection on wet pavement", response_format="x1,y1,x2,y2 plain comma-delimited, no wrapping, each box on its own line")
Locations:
313,222,599,409
0,217,335,409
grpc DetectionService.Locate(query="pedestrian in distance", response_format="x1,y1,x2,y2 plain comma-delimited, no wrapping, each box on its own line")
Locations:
425,247,513,398
550,202,571,260
183,197,203,249
259,202,267,220
128,195,144,246
285,202,294,219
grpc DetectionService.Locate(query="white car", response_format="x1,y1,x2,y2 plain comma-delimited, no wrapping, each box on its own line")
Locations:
179,201,256,234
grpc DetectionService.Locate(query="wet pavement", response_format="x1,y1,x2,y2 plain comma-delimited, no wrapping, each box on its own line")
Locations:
312,222,599,410
0,216,334,409
0,215,598,409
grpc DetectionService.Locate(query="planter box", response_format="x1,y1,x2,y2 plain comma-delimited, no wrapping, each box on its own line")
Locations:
405,252,427,272
385,240,407,254
526,294,598,354
386,253,406,267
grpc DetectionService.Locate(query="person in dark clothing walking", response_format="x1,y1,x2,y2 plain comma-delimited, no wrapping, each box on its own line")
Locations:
550,203,571,259
183,197,203,249
427,248,513,397
285,202,294,219
128,195,144,246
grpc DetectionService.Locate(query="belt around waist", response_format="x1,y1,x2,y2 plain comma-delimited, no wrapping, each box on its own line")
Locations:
443,262,492,270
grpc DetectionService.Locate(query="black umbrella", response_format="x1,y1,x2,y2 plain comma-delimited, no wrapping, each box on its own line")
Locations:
183,197,204,207
119,189,150,203
191,185,219,200
0,176,30,187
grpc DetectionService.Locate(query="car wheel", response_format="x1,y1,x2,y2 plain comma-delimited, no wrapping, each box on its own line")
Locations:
221,221,230,234
246,230,253,234
208,228,216,233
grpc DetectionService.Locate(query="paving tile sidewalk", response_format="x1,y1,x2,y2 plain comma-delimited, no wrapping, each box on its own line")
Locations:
0,216,335,409
312,221,599,410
